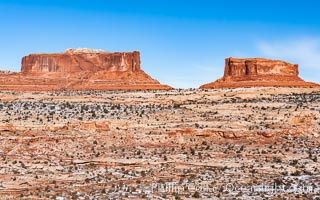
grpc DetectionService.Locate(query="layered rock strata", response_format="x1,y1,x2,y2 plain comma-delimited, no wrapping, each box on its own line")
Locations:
200,57,319,89
0,48,171,91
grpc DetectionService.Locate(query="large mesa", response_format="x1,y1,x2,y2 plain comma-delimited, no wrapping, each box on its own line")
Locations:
0,48,171,91
200,57,319,88
21,49,141,73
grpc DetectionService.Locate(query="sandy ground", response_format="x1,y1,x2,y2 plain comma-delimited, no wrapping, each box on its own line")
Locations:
0,87,319,199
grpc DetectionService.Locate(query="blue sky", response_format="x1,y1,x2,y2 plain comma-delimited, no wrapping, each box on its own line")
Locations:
0,0,320,88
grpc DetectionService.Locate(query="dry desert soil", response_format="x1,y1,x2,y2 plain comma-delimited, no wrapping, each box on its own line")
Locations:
0,87,319,199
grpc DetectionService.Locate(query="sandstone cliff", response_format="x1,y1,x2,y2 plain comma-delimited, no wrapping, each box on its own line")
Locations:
200,57,319,89
0,48,171,91
21,49,141,73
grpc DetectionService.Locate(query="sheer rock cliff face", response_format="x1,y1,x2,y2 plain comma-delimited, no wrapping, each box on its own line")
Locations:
21,50,141,73
0,49,171,91
200,57,319,89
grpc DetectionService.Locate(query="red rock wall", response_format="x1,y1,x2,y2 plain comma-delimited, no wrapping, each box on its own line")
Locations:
224,58,299,78
200,57,319,89
0,49,171,91
21,51,141,73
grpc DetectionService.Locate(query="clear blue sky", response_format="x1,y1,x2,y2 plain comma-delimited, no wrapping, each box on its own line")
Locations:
0,0,320,88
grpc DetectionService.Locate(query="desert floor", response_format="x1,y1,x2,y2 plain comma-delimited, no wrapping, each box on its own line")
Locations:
0,87,319,199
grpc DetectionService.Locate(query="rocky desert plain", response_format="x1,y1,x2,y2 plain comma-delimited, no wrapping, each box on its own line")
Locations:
0,49,319,199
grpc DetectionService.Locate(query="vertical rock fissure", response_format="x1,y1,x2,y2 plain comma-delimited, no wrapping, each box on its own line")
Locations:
245,61,249,76
228,59,232,76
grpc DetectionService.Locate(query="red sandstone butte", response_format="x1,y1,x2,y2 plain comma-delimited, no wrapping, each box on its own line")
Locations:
0,48,171,91
200,57,319,89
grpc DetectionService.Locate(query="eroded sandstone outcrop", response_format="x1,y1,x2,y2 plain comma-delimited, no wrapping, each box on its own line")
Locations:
21,49,141,73
200,57,319,88
0,48,171,91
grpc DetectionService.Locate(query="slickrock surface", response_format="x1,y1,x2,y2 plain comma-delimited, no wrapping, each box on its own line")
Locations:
0,87,319,199
0,48,171,91
200,57,319,89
